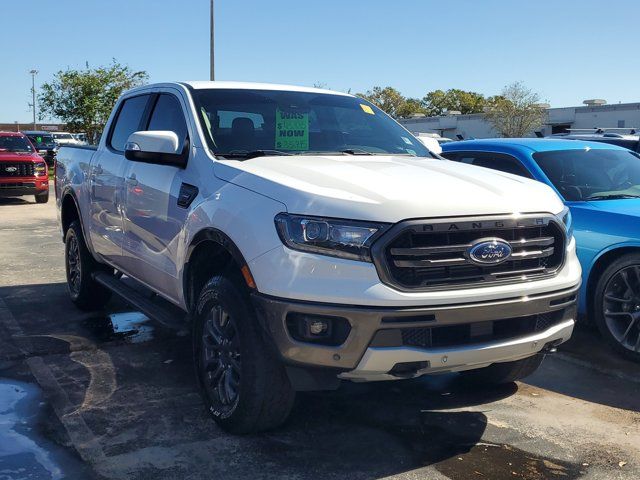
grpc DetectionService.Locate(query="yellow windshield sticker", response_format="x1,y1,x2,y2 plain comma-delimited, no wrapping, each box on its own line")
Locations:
275,109,309,150
360,104,375,115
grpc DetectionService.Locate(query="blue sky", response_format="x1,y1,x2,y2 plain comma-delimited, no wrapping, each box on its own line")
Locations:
1,0,639,122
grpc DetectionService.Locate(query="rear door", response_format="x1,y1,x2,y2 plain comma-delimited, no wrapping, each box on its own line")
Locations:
88,94,151,266
120,91,192,300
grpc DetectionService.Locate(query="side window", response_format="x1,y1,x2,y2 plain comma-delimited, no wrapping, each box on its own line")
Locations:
147,94,189,150
446,151,532,178
109,95,150,152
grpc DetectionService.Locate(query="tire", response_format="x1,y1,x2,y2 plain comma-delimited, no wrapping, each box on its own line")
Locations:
593,254,640,362
460,355,544,385
193,275,295,434
64,220,112,310
34,190,49,204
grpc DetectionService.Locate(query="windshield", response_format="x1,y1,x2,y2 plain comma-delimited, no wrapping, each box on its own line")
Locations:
192,89,430,158
27,134,55,147
533,148,640,201
0,136,34,153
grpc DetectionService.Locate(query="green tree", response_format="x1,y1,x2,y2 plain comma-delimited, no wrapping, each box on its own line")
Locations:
39,60,148,143
484,82,546,137
422,89,487,116
396,98,428,118
356,86,407,118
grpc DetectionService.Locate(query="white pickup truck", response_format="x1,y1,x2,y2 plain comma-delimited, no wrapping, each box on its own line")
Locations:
55,81,581,433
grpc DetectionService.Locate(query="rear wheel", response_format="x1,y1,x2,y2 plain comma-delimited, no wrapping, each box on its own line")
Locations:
460,355,544,385
64,221,112,310
34,190,49,204
193,275,295,434
594,254,640,362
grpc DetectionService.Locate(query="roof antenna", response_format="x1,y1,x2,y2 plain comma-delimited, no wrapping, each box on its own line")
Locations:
534,131,544,138
456,134,464,141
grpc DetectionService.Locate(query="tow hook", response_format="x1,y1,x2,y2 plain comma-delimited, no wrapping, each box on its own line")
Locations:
541,339,563,354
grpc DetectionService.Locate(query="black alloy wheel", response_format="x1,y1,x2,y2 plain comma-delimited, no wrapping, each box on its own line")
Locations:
602,265,640,355
201,305,242,415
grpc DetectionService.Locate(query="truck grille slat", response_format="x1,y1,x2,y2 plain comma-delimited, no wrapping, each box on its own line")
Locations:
0,162,35,177
373,216,566,290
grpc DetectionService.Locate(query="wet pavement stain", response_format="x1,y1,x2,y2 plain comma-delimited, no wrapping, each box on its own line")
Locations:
434,441,584,479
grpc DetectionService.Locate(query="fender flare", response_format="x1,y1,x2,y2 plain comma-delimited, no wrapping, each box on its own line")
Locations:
183,228,253,309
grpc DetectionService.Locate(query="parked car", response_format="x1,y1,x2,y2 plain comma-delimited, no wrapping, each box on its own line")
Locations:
52,131,80,146
545,128,640,153
56,82,581,433
0,132,49,203
72,133,88,145
442,138,640,361
23,130,58,166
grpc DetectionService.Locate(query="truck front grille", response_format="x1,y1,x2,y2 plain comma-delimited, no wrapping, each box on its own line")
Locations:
372,215,566,290
0,162,35,177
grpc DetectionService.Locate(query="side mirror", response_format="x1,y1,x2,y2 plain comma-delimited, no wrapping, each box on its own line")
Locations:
124,131,187,168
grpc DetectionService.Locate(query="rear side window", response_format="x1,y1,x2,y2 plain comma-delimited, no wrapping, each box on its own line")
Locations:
147,94,189,150
444,151,532,178
109,95,150,152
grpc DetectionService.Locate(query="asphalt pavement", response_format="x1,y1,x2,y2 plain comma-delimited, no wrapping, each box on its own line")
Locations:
0,187,638,480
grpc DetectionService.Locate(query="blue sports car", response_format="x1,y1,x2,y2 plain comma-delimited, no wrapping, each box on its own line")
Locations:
442,138,640,361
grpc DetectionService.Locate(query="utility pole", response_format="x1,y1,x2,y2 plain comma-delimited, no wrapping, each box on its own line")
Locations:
210,0,215,81
29,69,38,129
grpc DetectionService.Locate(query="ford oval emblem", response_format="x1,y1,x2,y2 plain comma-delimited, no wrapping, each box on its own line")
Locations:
5,166,18,173
468,239,512,265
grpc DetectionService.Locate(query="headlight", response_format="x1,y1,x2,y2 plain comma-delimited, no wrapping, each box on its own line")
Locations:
34,162,47,176
274,213,389,262
558,207,573,239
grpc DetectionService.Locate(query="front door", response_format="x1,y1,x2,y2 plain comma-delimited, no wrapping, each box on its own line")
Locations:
121,92,191,300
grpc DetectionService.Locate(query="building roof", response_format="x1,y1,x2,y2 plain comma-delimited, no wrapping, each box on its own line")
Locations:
444,138,629,153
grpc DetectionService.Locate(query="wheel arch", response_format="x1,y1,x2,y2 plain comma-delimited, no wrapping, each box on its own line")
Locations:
183,228,256,314
60,188,82,241
585,244,640,321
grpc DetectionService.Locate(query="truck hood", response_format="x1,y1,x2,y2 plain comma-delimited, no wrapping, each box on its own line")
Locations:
214,154,564,222
0,152,40,162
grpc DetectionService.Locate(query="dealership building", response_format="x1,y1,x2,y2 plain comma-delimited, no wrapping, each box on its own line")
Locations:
399,100,640,139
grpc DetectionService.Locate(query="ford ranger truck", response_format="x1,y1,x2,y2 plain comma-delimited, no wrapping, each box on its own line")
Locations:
0,131,49,203
55,82,582,434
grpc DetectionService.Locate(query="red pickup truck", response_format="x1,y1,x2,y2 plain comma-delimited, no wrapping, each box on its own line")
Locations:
0,132,49,203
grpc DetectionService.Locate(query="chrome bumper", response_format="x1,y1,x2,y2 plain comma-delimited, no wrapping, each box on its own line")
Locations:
340,319,575,382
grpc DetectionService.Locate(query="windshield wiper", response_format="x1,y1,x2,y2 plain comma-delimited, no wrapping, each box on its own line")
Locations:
341,149,375,155
587,193,640,200
215,150,293,160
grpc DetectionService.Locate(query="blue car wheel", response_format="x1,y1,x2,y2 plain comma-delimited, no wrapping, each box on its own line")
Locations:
594,253,640,362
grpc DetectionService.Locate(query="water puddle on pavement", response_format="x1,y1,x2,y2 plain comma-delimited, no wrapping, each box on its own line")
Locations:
0,378,90,479
85,311,155,344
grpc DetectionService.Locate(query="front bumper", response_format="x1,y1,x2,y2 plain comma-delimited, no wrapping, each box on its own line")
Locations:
252,283,579,378
0,179,48,197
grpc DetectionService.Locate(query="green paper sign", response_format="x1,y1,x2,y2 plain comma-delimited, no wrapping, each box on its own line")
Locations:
275,109,309,150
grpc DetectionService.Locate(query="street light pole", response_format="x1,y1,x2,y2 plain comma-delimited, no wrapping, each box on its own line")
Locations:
210,0,215,81
29,69,38,129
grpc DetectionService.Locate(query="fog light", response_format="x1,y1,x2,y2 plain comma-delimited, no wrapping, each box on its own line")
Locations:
286,313,351,346
309,320,328,335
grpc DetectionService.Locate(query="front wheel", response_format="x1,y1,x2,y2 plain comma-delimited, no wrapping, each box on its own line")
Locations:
460,355,544,385
193,276,295,434
34,190,49,204
594,254,640,362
